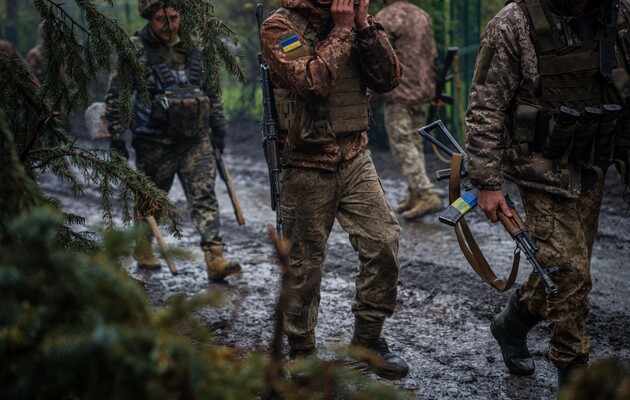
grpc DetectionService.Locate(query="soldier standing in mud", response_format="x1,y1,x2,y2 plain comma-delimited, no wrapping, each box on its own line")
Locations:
260,0,410,380
465,0,630,392
105,0,241,282
374,0,442,221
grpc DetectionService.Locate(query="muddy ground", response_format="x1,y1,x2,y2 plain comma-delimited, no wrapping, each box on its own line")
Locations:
41,118,630,399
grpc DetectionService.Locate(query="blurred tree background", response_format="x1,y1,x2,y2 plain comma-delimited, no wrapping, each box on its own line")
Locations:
1,0,505,123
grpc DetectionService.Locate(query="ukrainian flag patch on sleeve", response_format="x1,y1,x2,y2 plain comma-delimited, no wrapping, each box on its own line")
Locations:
279,31,302,53
277,31,308,60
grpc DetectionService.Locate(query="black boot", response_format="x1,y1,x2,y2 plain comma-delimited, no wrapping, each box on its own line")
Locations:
350,318,409,381
490,291,541,375
557,355,589,396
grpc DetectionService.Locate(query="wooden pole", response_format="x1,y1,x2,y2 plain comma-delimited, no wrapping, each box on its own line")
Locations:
146,215,178,275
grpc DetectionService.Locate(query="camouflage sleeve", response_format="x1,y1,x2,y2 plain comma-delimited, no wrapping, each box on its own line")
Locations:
206,84,228,139
355,18,402,93
464,4,525,190
261,15,355,101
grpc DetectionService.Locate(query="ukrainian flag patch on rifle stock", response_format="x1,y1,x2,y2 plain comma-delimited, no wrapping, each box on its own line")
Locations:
278,30,307,60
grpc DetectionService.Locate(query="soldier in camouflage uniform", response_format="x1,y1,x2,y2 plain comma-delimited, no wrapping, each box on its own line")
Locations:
105,0,240,282
374,0,442,220
261,0,409,380
465,0,630,391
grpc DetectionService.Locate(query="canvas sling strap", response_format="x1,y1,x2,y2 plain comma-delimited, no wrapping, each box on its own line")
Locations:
449,153,520,292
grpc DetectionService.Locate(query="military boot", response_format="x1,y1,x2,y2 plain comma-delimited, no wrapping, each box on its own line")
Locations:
133,246,161,270
349,318,409,380
557,355,589,396
204,244,241,282
395,193,418,213
401,191,442,220
490,291,541,375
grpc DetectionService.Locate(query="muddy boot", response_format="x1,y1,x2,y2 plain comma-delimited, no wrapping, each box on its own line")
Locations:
490,291,540,375
395,193,417,213
557,355,589,396
288,335,316,359
401,191,442,220
204,244,241,282
133,247,161,270
349,318,409,380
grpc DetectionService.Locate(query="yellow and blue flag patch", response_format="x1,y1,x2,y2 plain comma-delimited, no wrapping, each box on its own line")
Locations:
278,31,308,60
280,35,302,53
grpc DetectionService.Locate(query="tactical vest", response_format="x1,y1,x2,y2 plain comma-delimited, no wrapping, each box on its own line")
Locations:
132,34,211,138
271,7,370,145
508,0,630,172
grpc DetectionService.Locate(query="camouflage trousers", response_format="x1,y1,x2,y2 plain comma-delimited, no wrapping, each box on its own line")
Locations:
518,180,604,370
383,102,435,195
280,150,401,350
133,134,221,250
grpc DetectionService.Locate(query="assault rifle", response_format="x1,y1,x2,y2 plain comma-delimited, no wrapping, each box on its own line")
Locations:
211,140,245,226
256,3,284,237
427,47,459,132
419,120,558,295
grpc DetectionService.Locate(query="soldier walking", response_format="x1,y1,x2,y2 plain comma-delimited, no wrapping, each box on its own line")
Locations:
374,0,442,220
105,0,240,282
465,0,630,393
260,0,409,380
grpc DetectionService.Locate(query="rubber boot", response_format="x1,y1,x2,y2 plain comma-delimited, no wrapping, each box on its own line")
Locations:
395,193,418,213
401,191,442,220
490,291,540,375
204,244,241,282
557,355,589,396
349,318,409,380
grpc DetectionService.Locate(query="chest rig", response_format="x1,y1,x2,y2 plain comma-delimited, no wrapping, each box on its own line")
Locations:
133,34,211,138
509,0,630,176
271,7,370,154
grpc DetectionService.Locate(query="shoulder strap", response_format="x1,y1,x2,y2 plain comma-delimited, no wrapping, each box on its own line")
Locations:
450,154,520,293
136,33,177,89
521,0,566,53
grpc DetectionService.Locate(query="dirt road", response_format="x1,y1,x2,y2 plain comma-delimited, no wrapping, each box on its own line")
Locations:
43,119,630,399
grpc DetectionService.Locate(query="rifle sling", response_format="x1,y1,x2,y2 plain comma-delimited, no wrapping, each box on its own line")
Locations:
450,154,519,292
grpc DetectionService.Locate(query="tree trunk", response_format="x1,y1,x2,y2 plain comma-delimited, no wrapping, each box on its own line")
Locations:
5,1,19,44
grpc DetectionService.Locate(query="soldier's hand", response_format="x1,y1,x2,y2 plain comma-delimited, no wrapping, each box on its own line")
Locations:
354,0,369,30
478,189,512,223
331,0,355,32
109,139,129,161
212,135,225,154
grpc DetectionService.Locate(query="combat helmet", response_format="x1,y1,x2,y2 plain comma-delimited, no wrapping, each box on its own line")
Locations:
138,0,163,18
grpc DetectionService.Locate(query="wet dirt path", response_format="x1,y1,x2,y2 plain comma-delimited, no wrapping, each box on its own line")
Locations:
40,120,630,399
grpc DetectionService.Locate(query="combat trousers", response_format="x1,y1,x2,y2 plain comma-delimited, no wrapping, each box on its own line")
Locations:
280,150,401,350
383,102,436,195
517,180,604,370
133,134,221,250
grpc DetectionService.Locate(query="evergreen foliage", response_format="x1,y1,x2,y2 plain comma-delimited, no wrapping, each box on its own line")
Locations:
0,207,414,399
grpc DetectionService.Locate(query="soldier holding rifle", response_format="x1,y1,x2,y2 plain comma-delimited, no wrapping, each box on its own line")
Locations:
465,0,630,392
260,0,409,380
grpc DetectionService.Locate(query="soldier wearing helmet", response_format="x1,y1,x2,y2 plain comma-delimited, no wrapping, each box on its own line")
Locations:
105,0,240,282
465,0,630,393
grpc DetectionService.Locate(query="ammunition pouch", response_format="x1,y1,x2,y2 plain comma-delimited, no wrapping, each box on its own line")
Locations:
158,88,210,138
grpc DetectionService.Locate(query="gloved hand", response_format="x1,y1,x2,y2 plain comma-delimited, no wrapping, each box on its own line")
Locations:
110,139,129,160
212,135,225,154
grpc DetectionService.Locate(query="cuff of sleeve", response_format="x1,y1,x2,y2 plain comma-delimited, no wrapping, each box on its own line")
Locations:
330,26,356,43
355,23,383,47
472,181,504,191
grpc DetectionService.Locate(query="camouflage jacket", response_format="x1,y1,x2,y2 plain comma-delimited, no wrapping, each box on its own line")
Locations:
261,0,402,171
104,25,227,143
465,0,630,197
375,0,436,105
